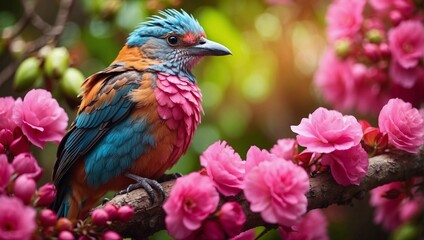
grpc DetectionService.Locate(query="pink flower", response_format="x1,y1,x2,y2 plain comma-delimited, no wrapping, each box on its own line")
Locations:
200,141,245,196
280,209,329,240
245,146,275,173
0,154,13,192
164,172,219,239
35,183,56,207
326,0,366,42
378,98,424,153
370,0,415,17
370,181,424,230
0,196,36,240
314,49,356,111
14,175,37,204
244,160,309,227
218,202,246,237
270,138,298,161
389,20,424,69
291,107,363,154
0,97,17,131
12,152,43,180
389,60,421,88
12,89,68,148
321,144,368,186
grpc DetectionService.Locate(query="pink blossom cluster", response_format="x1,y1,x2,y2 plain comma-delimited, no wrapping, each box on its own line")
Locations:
0,89,68,154
315,0,424,114
291,107,368,186
370,178,424,231
0,89,135,239
164,141,321,239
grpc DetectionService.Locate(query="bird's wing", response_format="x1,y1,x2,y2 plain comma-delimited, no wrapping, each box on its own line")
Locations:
51,64,143,211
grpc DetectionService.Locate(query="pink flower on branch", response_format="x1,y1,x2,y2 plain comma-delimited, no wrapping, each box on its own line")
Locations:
314,49,357,111
200,141,245,196
321,144,369,186
0,196,36,240
245,146,276,173
270,138,298,161
12,89,68,148
326,0,366,42
164,172,219,239
378,98,424,153
244,160,309,227
0,97,17,131
389,20,424,71
280,209,329,240
370,180,424,231
218,202,246,237
291,107,363,154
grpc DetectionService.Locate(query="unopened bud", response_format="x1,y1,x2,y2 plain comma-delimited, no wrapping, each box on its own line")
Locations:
117,205,134,222
14,57,41,91
366,29,383,44
36,183,56,207
58,230,75,240
334,39,351,58
56,218,73,232
44,47,70,78
91,209,109,226
102,230,122,240
59,68,84,99
14,175,36,204
39,209,57,227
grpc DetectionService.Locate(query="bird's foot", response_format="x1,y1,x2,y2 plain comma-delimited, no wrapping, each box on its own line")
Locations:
116,173,165,205
157,172,183,183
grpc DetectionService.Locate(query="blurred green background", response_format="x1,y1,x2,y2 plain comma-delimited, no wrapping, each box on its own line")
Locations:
0,0,389,239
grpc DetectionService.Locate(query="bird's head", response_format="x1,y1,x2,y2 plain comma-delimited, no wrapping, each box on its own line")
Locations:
126,9,231,81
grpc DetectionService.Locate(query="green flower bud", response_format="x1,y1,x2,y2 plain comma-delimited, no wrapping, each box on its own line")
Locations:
334,39,351,59
44,47,70,78
59,67,85,99
366,29,383,44
14,57,41,91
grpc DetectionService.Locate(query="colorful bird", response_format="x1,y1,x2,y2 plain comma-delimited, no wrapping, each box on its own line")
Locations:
51,9,231,219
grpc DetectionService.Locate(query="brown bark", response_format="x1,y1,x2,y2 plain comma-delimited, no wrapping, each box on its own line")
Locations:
105,150,424,239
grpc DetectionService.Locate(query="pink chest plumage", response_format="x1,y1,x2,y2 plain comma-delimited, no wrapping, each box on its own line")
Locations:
154,73,203,166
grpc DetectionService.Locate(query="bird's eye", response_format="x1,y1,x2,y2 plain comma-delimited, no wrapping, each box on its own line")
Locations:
167,36,179,46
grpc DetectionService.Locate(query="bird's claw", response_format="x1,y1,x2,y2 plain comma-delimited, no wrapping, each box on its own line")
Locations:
116,173,165,205
157,172,183,182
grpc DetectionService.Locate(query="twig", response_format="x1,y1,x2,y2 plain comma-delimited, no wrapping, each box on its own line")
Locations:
104,149,424,239
0,0,75,87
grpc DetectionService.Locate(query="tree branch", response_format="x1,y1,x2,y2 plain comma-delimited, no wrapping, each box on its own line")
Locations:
105,149,424,239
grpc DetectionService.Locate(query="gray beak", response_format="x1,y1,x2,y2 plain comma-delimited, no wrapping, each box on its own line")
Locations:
188,37,232,56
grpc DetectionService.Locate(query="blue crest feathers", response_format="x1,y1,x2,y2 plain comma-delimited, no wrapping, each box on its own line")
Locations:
127,9,204,47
